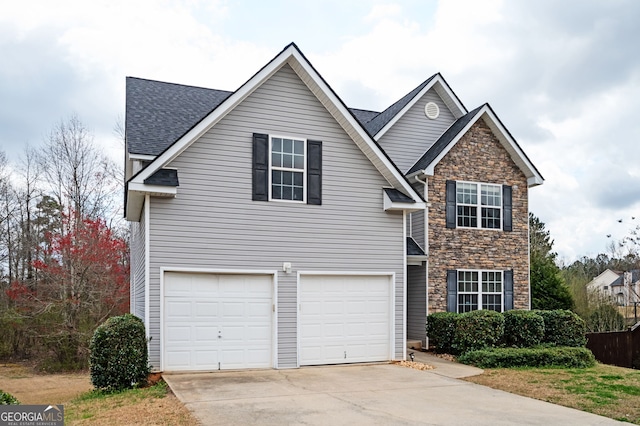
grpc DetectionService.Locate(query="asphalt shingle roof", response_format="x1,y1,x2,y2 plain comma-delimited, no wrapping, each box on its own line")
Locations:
126,77,232,156
407,237,426,256
407,105,484,175
363,75,438,136
384,188,415,203
144,168,179,186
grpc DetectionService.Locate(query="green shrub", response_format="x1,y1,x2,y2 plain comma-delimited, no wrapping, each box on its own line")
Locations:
503,310,545,348
89,314,150,392
452,310,504,354
536,310,587,347
0,390,20,405
459,346,596,368
426,312,459,353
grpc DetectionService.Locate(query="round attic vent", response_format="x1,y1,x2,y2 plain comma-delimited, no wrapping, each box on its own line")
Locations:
424,102,440,119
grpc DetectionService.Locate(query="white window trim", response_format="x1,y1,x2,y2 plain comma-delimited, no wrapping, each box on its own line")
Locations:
456,180,503,230
268,135,307,203
457,269,504,313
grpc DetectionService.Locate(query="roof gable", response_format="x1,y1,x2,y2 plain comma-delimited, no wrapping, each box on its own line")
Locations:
407,104,544,187
366,74,467,139
126,43,425,220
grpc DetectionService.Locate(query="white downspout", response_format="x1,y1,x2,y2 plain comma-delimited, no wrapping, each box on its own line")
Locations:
415,174,429,349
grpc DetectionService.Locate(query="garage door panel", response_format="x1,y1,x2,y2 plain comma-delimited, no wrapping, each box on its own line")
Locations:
166,301,191,319
300,275,391,366
195,301,219,317
166,326,191,343
164,273,272,371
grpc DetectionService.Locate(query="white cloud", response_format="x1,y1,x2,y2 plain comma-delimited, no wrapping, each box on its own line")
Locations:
1,0,640,262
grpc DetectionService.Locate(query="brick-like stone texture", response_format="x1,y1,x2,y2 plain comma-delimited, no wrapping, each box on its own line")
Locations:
428,119,529,312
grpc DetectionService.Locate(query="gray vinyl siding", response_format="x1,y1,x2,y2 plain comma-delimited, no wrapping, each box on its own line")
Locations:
147,64,405,369
378,88,456,174
130,207,146,321
407,265,427,347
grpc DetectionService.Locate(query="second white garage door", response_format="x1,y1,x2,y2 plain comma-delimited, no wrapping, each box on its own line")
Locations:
299,274,392,366
163,272,273,372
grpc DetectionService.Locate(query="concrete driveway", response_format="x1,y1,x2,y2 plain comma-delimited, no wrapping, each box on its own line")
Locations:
164,359,625,426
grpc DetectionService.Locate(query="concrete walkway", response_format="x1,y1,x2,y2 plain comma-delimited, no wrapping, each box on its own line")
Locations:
410,350,484,378
164,359,625,425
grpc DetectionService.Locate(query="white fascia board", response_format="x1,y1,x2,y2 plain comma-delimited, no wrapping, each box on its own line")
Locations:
287,51,423,204
373,76,467,141
129,153,156,161
480,108,544,188
126,184,177,222
128,182,177,196
383,191,426,212
407,255,428,266
412,106,544,188
130,46,298,186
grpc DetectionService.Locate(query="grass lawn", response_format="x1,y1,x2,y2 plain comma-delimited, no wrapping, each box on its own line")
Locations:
464,363,640,424
65,381,196,425
0,363,197,425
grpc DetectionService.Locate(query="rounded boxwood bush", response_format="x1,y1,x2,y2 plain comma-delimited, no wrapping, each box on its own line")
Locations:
89,314,150,392
535,310,587,347
503,310,545,348
0,390,20,405
426,312,459,353
453,310,504,355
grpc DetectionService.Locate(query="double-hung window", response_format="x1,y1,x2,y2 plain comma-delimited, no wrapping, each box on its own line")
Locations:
457,270,503,313
446,180,511,231
270,136,305,202
455,182,502,229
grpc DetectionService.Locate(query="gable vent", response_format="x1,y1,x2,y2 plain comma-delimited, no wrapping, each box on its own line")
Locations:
424,102,440,119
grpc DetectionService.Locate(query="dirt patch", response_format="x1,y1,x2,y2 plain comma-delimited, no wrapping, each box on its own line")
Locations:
0,363,91,404
393,360,435,371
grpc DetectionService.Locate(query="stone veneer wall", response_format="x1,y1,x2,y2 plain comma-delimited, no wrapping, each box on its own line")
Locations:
428,119,530,312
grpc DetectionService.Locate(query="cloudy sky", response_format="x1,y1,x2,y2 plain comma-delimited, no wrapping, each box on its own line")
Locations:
1,0,639,262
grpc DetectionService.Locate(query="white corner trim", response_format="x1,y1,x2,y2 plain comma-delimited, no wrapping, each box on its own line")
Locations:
402,211,407,361
144,195,150,341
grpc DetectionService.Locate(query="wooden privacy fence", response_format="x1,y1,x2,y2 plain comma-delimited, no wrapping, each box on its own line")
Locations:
586,324,640,369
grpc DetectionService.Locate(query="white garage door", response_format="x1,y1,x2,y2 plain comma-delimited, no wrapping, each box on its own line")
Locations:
299,274,392,366
163,272,272,371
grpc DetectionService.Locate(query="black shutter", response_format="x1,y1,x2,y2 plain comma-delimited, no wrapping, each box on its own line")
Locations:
307,140,322,205
252,133,269,201
447,270,457,312
504,269,514,311
445,180,456,229
503,185,512,232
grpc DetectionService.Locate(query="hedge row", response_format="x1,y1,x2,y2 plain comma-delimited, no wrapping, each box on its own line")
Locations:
426,309,586,355
458,346,596,368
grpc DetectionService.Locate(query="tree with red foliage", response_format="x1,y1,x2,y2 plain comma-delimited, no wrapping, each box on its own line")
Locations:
31,214,130,328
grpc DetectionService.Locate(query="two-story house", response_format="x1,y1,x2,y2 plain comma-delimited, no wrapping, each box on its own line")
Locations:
125,43,543,372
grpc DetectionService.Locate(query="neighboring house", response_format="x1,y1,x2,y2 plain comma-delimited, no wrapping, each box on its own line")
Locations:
587,269,640,307
125,43,543,372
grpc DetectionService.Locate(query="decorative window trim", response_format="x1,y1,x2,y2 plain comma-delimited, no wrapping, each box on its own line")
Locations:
447,269,514,313
446,180,512,231
252,133,322,205
268,135,307,203
456,181,502,230
456,269,503,313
